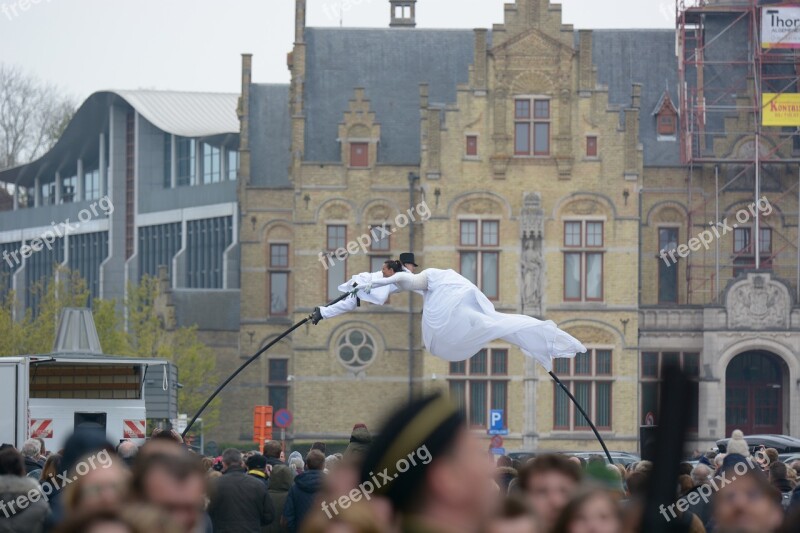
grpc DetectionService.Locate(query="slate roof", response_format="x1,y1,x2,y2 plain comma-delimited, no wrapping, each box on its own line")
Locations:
303,27,478,165
249,84,292,188
591,30,681,167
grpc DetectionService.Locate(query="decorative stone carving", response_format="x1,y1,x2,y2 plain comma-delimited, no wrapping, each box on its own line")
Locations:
726,273,790,330
324,203,350,221
657,207,682,223
564,199,600,216
563,326,615,346
367,204,391,221
521,192,544,316
461,198,500,215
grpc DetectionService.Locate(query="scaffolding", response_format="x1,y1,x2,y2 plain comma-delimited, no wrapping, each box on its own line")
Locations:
676,0,800,303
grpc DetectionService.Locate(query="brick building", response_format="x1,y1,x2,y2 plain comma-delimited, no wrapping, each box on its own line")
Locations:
236,0,800,453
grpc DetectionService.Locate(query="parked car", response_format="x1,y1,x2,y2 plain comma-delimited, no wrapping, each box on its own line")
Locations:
715,434,800,454
563,451,641,466
778,452,800,464
506,450,641,466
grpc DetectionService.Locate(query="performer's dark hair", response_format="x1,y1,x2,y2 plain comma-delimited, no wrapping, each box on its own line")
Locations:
384,259,403,273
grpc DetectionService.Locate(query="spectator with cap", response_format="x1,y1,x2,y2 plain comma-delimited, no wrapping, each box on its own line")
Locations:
208,448,274,533
246,453,269,488
282,449,326,533
357,393,496,533
726,429,750,457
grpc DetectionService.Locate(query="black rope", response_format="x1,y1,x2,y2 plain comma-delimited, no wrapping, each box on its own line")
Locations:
181,288,356,438
549,371,614,465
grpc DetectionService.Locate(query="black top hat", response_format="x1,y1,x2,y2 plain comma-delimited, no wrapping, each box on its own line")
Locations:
399,252,419,267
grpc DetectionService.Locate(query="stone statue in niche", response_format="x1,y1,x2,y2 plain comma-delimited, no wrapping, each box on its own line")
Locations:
521,192,544,316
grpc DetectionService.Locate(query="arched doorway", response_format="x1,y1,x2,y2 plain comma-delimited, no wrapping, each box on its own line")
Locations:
726,351,787,436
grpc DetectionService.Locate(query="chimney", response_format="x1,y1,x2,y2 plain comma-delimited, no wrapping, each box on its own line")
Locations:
390,0,416,28
52,308,103,355
295,0,306,44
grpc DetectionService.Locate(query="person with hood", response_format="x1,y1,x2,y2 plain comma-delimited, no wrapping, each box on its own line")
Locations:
287,451,304,476
0,447,50,533
282,449,326,533
266,464,293,533
343,423,372,464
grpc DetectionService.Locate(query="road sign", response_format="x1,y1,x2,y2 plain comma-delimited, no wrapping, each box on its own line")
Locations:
253,406,274,446
490,447,506,455
490,435,504,449
488,409,508,435
274,408,293,429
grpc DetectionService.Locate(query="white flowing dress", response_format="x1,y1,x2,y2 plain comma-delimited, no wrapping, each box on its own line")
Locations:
366,268,587,371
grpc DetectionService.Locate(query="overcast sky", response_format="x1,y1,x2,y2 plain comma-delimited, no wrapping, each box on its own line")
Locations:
0,0,673,103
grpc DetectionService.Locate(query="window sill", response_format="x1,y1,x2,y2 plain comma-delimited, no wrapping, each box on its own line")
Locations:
463,157,482,162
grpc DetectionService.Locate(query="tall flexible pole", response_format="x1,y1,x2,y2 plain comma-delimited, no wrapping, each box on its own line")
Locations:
549,371,614,464
182,290,355,438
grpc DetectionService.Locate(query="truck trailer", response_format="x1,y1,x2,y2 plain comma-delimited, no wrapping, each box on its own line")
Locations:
0,308,176,450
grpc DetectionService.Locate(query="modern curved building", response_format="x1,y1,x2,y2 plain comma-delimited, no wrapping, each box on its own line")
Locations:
0,90,242,324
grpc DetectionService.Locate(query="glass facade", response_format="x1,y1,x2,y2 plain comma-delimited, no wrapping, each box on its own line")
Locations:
138,223,182,282
186,216,234,289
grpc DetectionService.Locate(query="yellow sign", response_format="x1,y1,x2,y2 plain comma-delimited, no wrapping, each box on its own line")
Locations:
763,93,800,126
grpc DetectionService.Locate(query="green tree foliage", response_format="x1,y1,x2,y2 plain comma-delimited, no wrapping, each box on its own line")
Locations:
0,269,219,430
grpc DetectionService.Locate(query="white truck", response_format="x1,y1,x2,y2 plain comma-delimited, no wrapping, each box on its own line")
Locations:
0,309,174,450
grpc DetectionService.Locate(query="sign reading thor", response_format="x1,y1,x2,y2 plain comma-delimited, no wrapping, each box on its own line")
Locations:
762,6,800,49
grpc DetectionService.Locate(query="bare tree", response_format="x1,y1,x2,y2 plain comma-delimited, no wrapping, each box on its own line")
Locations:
0,64,75,171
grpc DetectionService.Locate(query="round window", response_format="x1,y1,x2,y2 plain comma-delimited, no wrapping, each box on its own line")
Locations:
337,329,376,371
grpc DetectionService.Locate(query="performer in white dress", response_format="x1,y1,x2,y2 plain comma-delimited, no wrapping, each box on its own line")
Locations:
359,261,587,371
311,253,419,324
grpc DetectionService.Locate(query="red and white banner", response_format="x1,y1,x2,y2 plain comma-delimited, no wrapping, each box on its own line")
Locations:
29,419,53,439
123,419,146,439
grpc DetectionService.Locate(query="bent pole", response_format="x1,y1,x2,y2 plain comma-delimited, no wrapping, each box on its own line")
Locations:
549,371,614,465
182,288,357,438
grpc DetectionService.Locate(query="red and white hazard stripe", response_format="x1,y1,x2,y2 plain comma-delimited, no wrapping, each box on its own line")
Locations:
123,419,146,439
29,419,53,439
